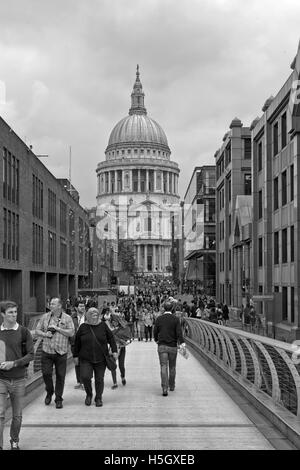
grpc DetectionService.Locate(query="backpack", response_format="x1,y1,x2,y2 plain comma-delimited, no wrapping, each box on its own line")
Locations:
21,326,30,367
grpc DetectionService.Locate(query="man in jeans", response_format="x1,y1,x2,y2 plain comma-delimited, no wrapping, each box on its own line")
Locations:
0,300,34,450
36,297,74,409
154,301,186,396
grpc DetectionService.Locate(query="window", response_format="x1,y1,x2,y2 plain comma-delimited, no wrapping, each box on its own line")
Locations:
290,165,294,201
32,175,43,220
273,122,278,156
228,214,231,235
282,228,287,263
281,112,287,149
258,142,263,172
282,286,288,321
3,148,19,205
244,138,251,159
258,237,263,267
282,170,287,206
69,209,75,239
79,217,84,243
32,223,43,265
244,174,251,195
273,177,279,211
60,200,67,234
291,226,294,262
258,190,263,219
228,249,231,271
3,208,19,261
227,176,231,201
48,189,56,228
274,232,279,265
48,231,56,267
60,238,67,269
291,287,295,323
69,241,75,270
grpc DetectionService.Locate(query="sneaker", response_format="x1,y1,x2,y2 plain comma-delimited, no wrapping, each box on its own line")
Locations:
95,399,103,407
121,378,126,386
162,389,168,397
10,440,20,450
169,386,175,391
74,383,83,389
44,394,52,405
85,395,92,406
55,401,63,409
111,383,118,389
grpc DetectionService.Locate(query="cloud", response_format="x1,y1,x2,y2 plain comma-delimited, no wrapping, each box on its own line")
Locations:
0,0,299,206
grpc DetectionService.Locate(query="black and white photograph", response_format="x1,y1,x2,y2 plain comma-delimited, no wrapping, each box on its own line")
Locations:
0,0,300,454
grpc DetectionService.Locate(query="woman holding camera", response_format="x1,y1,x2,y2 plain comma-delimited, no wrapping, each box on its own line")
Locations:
73,308,118,407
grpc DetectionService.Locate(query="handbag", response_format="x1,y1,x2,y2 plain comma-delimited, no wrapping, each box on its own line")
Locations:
88,326,117,371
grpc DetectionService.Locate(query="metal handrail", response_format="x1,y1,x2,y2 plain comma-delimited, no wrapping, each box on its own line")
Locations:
184,318,300,418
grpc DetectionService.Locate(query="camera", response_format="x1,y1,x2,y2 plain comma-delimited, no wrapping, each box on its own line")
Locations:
47,327,56,334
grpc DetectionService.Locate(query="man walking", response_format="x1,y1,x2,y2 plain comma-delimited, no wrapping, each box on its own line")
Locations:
70,300,86,389
154,301,186,396
0,300,34,450
36,297,74,409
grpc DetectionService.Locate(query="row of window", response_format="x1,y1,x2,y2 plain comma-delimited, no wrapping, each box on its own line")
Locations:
108,148,168,158
273,226,294,265
217,173,251,213
273,165,294,210
216,139,251,180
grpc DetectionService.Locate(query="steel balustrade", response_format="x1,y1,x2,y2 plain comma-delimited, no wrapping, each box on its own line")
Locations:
184,318,300,418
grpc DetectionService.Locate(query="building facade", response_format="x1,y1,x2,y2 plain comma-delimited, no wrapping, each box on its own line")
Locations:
183,166,216,296
96,66,180,279
0,116,90,321
215,119,252,311
251,41,300,341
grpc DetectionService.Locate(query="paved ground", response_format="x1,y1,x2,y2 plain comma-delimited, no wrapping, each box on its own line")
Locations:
3,340,275,450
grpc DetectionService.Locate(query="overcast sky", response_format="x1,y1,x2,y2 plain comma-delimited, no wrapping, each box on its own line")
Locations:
0,0,299,207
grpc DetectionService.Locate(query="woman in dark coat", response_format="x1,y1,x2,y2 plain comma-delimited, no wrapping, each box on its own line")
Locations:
73,307,118,407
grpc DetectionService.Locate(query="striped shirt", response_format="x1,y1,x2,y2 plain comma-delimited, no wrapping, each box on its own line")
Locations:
36,311,74,355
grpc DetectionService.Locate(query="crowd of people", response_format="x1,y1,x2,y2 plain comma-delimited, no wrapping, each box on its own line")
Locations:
1,285,260,450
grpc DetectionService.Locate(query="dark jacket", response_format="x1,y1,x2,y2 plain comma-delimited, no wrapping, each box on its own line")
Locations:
0,326,34,379
70,312,84,352
153,313,184,348
73,321,117,363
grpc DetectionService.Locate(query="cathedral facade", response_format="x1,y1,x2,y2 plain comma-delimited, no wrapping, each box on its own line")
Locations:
96,66,180,275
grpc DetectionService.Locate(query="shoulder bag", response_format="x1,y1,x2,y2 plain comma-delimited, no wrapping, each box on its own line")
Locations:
88,325,117,371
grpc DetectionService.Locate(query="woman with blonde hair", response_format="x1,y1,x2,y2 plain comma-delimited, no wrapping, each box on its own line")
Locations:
73,307,118,407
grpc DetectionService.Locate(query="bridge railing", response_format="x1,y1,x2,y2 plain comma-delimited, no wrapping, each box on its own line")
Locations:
184,318,300,419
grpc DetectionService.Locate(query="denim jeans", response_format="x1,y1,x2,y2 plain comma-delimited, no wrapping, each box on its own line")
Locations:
41,351,67,402
80,360,106,400
111,347,126,383
144,325,152,341
157,344,178,391
0,377,26,448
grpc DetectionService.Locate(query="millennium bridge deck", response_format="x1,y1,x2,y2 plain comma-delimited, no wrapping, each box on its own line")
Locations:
4,334,295,450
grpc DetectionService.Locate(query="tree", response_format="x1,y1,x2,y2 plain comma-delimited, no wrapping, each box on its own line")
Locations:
118,241,136,278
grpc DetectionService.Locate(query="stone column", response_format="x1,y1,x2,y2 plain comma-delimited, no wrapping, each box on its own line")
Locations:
115,170,117,192
154,170,157,192
153,245,156,272
146,169,149,192
138,169,141,192
122,170,125,192
108,171,111,194
144,245,148,271
137,245,141,272
97,174,100,195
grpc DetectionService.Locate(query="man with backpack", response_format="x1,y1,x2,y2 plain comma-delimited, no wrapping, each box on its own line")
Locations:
0,300,34,450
